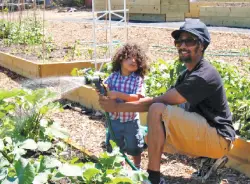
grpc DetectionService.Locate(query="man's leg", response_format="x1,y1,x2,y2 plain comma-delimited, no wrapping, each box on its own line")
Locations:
147,103,166,184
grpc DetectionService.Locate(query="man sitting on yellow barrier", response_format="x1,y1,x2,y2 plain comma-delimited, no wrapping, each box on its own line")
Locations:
99,20,236,184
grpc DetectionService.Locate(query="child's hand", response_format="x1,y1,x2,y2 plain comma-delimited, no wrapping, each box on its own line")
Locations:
95,84,109,96
107,91,119,100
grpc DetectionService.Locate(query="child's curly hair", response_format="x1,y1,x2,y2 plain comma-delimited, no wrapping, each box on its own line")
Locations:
111,43,148,78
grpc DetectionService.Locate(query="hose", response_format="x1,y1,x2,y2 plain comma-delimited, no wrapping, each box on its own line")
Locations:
89,76,139,171
104,112,139,171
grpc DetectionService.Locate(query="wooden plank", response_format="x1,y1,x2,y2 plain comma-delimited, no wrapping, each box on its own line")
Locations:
185,9,200,18
161,4,189,14
166,11,185,18
185,2,221,18
166,17,185,22
39,61,97,78
95,0,160,6
200,6,231,17
199,0,250,2
161,0,188,5
12,57,39,78
201,15,250,28
128,13,166,22
95,1,161,14
63,86,102,111
0,52,40,79
224,17,250,28
226,137,250,178
200,16,223,27
230,7,250,17
0,52,13,69
112,5,160,14
127,0,160,6
166,13,185,22
185,12,192,18
93,0,105,6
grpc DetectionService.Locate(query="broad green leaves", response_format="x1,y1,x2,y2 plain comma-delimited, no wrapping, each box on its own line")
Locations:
19,139,37,150
37,141,52,152
0,88,148,184
14,159,35,184
58,163,83,176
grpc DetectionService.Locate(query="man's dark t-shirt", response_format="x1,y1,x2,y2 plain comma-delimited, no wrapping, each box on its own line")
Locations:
175,59,236,141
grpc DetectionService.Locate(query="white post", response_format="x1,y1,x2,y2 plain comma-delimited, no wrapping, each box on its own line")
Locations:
108,0,112,59
92,0,97,70
91,0,128,71
124,0,128,42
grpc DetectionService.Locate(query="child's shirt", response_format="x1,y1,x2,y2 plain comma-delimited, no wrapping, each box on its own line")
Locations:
104,71,145,122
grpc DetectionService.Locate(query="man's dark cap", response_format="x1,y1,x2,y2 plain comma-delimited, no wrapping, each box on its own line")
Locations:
171,20,211,49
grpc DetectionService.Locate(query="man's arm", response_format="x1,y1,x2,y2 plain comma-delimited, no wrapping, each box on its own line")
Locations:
107,91,142,102
99,88,186,112
153,88,186,105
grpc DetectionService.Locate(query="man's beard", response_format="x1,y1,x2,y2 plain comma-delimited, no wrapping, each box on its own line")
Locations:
179,55,192,63
178,45,199,63
178,50,192,63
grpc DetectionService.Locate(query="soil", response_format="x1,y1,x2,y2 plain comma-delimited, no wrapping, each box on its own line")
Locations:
1,65,250,184
0,10,250,66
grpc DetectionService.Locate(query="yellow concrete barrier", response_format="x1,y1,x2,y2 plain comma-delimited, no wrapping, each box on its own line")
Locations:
0,52,98,79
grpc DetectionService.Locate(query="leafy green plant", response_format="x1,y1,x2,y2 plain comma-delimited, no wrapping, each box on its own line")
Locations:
1,18,43,46
240,47,250,57
0,89,62,142
0,89,148,183
144,59,185,97
0,20,12,39
211,60,250,139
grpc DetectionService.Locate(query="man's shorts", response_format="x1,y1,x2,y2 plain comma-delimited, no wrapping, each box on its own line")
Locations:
162,105,232,159
106,119,144,156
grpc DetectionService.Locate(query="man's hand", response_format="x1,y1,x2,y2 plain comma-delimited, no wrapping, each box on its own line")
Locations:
99,95,118,112
107,91,119,100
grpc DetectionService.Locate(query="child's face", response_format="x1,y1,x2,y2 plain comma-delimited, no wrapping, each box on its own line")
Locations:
121,56,138,73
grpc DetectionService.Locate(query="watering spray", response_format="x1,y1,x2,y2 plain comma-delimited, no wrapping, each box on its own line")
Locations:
83,74,138,171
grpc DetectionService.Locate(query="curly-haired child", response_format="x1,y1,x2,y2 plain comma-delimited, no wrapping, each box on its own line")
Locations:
104,43,148,169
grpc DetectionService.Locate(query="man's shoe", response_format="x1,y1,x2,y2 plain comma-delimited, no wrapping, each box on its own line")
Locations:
159,177,166,184
142,177,166,184
141,180,151,184
192,156,228,182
